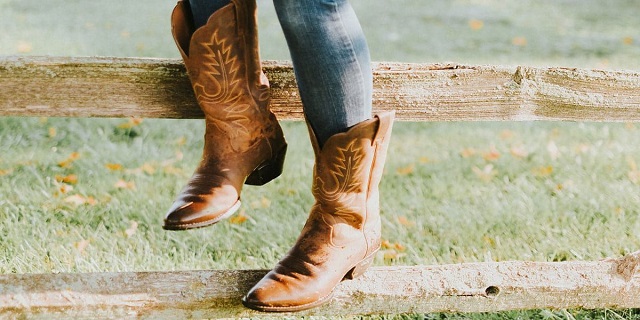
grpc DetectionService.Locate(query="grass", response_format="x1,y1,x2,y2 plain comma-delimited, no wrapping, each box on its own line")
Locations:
1,0,640,318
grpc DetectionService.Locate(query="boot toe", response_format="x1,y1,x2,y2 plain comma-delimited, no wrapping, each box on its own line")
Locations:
242,273,333,312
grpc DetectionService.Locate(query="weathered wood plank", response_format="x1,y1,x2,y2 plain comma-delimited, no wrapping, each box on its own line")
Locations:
1,56,639,121
1,251,638,318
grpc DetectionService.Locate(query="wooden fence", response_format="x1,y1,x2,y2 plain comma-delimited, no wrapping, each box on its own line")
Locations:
1,56,640,318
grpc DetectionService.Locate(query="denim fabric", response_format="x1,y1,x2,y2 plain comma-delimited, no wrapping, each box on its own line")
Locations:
188,0,372,146
274,0,372,146
188,0,230,28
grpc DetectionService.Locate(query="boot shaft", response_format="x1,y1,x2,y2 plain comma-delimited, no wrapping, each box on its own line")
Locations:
171,0,269,112
309,112,394,250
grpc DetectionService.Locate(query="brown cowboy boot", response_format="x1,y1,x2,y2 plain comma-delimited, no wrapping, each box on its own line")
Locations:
242,111,394,312
164,0,287,230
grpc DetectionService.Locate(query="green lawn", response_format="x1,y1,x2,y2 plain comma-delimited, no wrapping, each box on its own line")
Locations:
1,0,640,319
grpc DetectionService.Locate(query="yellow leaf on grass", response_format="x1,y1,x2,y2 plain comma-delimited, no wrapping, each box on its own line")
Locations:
0,169,13,176
623,36,634,45
58,152,81,168
48,127,57,138
383,250,398,260
105,163,123,171
468,19,484,30
229,210,249,224
482,146,501,161
396,164,415,176
117,118,143,129
532,165,553,177
397,216,415,227
57,183,74,194
55,174,78,184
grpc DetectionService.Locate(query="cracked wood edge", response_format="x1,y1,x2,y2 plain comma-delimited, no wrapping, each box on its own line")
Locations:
1,56,639,121
0,251,638,318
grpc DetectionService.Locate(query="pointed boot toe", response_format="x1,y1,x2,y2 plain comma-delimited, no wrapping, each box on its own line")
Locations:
242,272,333,312
163,187,241,230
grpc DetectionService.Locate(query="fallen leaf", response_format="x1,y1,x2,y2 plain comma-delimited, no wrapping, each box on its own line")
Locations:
397,216,415,227
532,165,554,177
396,164,415,176
117,118,143,129
58,152,81,168
229,210,249,224
482,146,501,161
0,169,13,176
55,174,78,184
623,36,634,45
57,183,74,194
468,19,484,30
394,242,407,252
105,163,123,171
383,249,398,260
48,127,57,138
419,157,430,164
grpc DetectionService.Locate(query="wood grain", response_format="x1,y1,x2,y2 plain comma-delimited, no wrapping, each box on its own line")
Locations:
1,56,639,121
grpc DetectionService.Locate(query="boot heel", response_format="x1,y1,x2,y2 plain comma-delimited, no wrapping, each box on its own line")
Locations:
245,144,287,186
343,252,376,280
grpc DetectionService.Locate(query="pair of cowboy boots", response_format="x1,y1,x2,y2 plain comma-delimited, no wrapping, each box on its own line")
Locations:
167,0,395,312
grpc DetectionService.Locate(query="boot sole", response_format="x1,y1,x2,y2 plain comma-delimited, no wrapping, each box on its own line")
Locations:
242,250,377,312
162,200,242,231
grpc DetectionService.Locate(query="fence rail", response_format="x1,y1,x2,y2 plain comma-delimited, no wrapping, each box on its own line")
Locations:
1,56,640,121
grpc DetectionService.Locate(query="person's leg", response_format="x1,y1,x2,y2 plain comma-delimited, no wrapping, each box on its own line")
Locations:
165,0,287,230
273,0,373,147
188,0,230,29
242,0,394,312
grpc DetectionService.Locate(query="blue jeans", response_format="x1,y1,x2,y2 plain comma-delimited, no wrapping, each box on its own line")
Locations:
188,0,372,146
